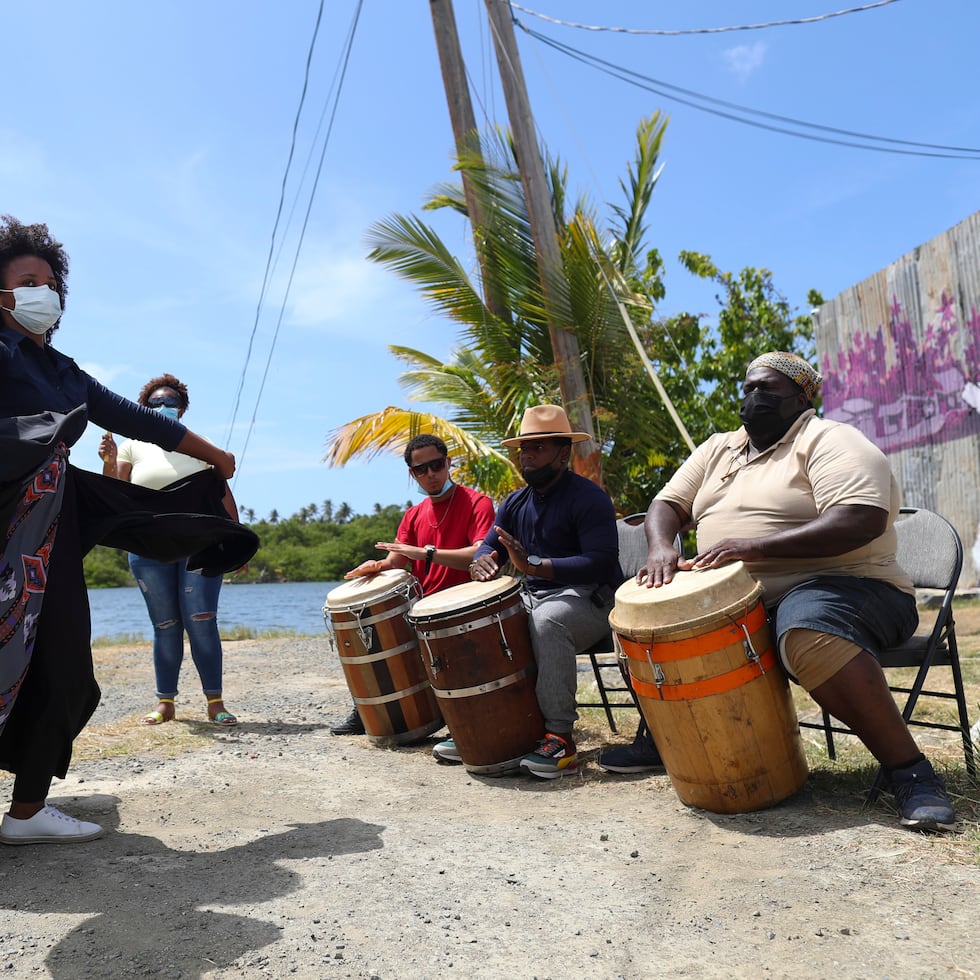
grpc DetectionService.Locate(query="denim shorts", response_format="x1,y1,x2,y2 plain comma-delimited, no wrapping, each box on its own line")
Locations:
773,575,919,658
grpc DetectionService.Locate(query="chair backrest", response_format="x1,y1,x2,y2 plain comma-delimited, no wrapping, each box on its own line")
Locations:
617,513,648,579
893,507,962,591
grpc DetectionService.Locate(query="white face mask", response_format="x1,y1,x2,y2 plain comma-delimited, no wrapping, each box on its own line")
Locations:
0,285,63,335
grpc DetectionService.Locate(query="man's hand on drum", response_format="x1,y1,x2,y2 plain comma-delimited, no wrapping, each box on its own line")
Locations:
469,551,499,582
344,558,386,580
636,543,691,589
688,537,764,570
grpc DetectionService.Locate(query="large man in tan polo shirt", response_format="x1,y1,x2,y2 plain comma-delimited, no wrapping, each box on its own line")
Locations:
639,351,956,832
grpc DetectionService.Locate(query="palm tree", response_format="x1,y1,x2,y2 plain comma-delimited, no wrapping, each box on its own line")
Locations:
325,113,678,513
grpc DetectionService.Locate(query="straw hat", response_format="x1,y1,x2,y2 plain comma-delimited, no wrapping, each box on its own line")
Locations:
501,404,591,448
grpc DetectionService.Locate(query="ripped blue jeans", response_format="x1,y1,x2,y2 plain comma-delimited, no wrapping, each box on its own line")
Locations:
128,554,224,700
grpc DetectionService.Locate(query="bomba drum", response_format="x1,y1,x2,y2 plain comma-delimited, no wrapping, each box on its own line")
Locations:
323,570,443,745
609,562,808,813
408,576,545,776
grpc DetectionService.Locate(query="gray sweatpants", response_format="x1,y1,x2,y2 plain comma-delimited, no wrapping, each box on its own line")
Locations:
523,584,614,735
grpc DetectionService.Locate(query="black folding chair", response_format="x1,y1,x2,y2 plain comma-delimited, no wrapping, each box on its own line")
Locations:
577,514,647,733
799,507,977,802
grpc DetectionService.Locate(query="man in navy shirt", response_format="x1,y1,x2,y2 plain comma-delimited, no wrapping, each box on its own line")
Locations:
466,405,621,778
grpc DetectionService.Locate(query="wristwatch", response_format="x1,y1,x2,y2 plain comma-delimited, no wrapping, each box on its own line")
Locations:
526,554,543,568
424,544,437,574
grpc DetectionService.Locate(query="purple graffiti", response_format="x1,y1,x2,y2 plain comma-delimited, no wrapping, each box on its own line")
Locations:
823,293,980,452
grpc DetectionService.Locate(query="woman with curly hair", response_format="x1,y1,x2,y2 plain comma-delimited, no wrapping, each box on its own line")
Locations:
99,374,240,727
0,215,255,845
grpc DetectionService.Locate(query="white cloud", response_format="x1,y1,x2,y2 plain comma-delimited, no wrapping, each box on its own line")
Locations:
77,361,133,387
723,42,767,81
284,243,425,340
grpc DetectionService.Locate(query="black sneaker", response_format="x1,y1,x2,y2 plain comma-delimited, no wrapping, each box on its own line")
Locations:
598,722,665,773
890,758,956,831
330,707,366,736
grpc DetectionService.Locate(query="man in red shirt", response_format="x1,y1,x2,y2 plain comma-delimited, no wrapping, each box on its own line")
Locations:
331,434,495,735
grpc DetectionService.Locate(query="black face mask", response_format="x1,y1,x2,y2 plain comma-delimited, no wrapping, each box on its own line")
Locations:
739,391,802,444
522,462,558,490
521,446,564,490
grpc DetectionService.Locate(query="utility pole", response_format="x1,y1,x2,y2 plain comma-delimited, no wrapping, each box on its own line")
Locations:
483,0,602,483
429,0,510,324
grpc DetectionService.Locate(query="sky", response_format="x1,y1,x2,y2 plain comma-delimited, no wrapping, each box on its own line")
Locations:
4,0,979,522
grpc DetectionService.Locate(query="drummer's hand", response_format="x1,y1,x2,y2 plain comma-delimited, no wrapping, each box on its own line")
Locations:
344,559,384,580
636,545,690,589
492,525,531,573
469,551,499,582
688,537,760,569
375,540,421,562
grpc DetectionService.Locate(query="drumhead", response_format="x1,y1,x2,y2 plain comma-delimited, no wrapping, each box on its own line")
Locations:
409,575,521,621
325,568,417,609
610,562,762,637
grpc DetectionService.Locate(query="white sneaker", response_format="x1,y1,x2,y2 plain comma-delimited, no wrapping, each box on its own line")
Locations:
0,805,104,845
432,738,462,763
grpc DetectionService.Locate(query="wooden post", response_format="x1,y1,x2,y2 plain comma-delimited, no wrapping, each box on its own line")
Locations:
429,0,510,324
483,0,602,484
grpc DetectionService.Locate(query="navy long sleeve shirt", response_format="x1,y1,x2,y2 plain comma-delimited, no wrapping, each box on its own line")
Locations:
475,470,621,591
0,324,186,450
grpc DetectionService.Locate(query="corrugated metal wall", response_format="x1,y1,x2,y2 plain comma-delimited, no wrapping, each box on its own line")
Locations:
814,210,980,588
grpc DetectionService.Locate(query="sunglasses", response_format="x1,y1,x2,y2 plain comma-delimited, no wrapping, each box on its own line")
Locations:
148,396,181,409
409,457,448,477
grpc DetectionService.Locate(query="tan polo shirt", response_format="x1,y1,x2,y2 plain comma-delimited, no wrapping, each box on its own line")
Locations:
656,411,913,604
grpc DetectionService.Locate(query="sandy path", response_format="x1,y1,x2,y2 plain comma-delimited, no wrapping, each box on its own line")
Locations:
0,636,975,979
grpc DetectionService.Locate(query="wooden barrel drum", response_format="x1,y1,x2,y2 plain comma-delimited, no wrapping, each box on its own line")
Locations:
409,576,545,776
323,570,443,745
609,562,808,813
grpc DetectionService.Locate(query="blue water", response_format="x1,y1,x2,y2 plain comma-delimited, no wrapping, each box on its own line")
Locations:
87,581,343,641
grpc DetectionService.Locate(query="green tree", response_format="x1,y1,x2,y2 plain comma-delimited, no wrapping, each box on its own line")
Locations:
325,115,678,511
324,115,818,514
82,545,133,588
631,255,822,496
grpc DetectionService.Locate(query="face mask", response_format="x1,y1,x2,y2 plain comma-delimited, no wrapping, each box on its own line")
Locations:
521,445,565,490
156,405,180,421
417,477,453,497
0,285,62,335
739,391,801,443
522,463,559,490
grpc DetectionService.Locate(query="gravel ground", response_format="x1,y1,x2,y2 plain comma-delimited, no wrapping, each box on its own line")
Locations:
0,635,976,979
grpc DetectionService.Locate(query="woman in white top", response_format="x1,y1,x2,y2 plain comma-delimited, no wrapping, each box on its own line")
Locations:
99,374,240,726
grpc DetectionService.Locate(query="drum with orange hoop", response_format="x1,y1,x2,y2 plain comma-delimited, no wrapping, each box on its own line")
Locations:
409,576,545,776
323,570,443,745
609,562,808,813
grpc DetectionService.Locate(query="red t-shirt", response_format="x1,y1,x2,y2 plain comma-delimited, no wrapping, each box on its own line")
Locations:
396,484,495,594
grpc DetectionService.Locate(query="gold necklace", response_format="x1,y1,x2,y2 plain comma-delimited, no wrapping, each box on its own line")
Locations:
427,484,458,529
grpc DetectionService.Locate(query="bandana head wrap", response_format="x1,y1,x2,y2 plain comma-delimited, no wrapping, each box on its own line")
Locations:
746,351,822,401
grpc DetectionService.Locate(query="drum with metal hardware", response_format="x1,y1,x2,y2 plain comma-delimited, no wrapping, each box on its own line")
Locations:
409,576,544,775
323,570,443,745
609,562,808,813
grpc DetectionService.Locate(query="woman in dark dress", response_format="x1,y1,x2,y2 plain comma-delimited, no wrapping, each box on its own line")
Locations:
0,215,253,845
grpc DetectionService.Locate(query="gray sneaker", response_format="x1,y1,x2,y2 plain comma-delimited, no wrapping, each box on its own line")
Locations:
890,759,956,831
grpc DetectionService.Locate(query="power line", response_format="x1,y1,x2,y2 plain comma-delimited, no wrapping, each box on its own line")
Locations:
225,0,326,451
509,1,902,36
522,26,980,160
231,0,365,494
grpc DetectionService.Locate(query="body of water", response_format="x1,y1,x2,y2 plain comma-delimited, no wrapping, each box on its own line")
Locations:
88,581,344,641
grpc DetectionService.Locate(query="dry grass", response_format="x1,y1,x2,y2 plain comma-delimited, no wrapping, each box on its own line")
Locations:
71,716,222,764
